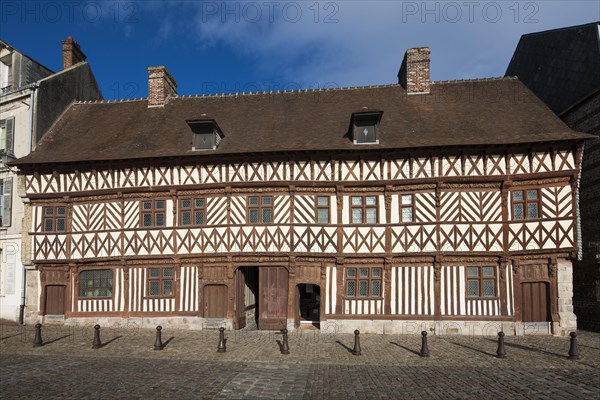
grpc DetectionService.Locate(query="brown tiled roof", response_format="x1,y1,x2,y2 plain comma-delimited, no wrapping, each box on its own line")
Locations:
13,77,594,166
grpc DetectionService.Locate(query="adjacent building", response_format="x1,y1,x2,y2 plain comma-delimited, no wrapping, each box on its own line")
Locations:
0,37,102,322
12,47,594,335
507,21,600,330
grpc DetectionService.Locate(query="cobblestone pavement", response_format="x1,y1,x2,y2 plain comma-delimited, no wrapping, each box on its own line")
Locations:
1,322,599,399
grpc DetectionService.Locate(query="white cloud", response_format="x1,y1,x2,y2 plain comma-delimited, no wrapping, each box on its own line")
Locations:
149,1,599,88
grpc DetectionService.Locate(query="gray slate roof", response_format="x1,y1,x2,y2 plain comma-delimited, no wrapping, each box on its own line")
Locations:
506,21,600,115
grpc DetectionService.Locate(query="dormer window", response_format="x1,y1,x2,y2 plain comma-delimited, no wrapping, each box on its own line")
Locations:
188,119,223,151
351,112,382,144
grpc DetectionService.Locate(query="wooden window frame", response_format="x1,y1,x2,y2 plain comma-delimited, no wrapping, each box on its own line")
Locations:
350,195,378,224
466,266,497,299
344,266,383,299
140,199,167,228
400,194,415,223
42,205,67,233
79,269,113,299
316,196,330,224
511,189,540,220
146,267,174,298
179,197,206,226
247,195,273,224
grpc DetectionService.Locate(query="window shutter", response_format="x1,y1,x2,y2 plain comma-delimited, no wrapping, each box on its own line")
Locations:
5,116,14,154
2,176,12,227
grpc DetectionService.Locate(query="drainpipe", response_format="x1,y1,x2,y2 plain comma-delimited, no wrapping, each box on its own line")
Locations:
18,85,37,325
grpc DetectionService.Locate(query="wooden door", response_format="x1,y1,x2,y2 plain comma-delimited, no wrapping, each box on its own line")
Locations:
204,285,227,318
521,282,550,322
258,267,288,330
234,268,246,329
45,285,66,315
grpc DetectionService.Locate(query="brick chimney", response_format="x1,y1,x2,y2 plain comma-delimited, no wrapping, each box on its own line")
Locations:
147,66,177,107
61,36,87,70
398,47,430,94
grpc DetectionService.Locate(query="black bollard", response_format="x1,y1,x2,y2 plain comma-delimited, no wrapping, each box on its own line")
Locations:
33,323,43,347
154,326,164,350
281,329,290,355
352,329,362,356
217,327,226,353
496,331,506,359
568,332,580,360
419,331,430,357
92,324,102,349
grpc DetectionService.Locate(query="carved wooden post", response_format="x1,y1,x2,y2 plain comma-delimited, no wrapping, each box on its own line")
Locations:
548,257,559,324
92,324,102,349
512,261,522,322
419,331,430,357
352,329,362,356
434,255,442,318
384,257,393,315
33,323,43,347
499,256,509,316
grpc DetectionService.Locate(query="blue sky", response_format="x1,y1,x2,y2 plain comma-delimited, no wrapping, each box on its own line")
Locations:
1,1,598,100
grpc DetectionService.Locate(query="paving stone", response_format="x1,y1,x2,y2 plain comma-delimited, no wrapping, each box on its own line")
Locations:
1,322,599,398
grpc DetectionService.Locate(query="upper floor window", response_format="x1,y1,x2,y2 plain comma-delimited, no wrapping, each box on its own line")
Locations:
0,117,14,154
79,269,113,298
351,112,382,144
248,196,272,224
345,267,382,298
147,267,174,297
316,196,330,223
351,196,377,224
0,177,11,228
512,189,539,220
0,55,13,91
188,120,223,151
141,200,166,227
179,198,205,226
466,266,496,298
400,194,414,223
43,206,66,232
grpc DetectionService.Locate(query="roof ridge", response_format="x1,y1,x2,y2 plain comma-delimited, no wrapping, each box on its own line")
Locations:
171,83,401,100
431,76,515,84
73,77,517,105
73,97,147,104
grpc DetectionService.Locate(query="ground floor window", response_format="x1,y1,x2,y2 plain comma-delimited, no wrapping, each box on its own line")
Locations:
79,269,113,298
345,267,382,298
147,267,174,297
466,266,496,298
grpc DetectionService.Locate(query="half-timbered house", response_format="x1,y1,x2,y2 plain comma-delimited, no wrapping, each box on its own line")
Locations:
12,48,595,335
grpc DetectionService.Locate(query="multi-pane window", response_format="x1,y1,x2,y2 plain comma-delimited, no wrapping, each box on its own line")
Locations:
400,194,414,223
316,196,330,223
79,269,113,298
351,196,377,224
147,267,174,297
179,198,205,226
345,267,382,298
248,196,272,224
512,189,539,220
466,266,496,298
141,200,166,227
42,206,66,232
